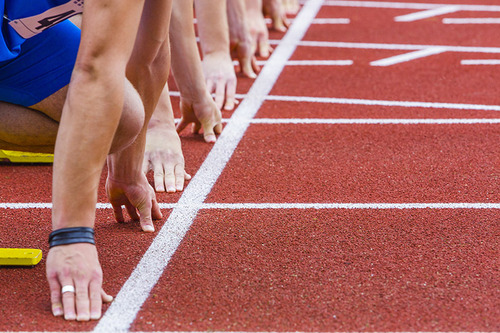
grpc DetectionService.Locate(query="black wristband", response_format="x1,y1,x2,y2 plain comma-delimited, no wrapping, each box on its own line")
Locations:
49,227,95,248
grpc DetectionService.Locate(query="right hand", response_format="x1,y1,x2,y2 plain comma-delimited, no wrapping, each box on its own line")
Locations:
176,95,223,143
46,243,113,321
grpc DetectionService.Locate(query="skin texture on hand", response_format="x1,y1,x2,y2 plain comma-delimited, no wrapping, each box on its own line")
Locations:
226,0,259,78
47,0,173,321
245,0,273,58
202,51,238,110
176,96,223,143
144,125,191,192
106,170,163,232
263,0,290,32
144,85,191,193
46,243,113,321
282,0,300,15
195,0,241,109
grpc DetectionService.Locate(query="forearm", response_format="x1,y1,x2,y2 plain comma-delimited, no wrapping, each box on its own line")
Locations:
52,0,143,230
245,0,263,12
195,0,229,56
149,85,177,131
52,70,123,230
110,1,173,180
170,0,208,101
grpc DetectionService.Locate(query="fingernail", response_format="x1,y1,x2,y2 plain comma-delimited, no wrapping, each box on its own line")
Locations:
143,225,155,232
205,134,216,143
176,185,184,191
77,313,90,321
52,306,63,317
90,312,101,320
64,312,76,321
166,186,176,193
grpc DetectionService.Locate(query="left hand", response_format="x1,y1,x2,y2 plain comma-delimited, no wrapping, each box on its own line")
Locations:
263,0,290,32
143,123,191,193
106,173,163,232
176,95,223,143
202,52,238,110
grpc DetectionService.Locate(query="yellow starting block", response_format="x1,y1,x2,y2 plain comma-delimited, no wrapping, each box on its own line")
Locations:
0,248,43,266
0,150,53,163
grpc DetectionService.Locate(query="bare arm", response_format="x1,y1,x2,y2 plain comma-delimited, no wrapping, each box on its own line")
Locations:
226,0,259,78
170,0,222,142
47,0,172,321
195,0,240,109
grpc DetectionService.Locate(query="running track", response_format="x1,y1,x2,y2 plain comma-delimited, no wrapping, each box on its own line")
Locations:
0,0,499,332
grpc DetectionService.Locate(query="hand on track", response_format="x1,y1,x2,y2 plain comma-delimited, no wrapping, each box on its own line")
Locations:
202,52,239,110
46,243,113,321
106,173,163,232
143,123,191,193
176,96,223,143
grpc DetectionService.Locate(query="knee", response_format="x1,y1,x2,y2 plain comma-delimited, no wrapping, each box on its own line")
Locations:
109,81,144,153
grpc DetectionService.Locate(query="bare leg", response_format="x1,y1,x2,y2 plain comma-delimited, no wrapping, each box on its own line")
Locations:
0,80,144,154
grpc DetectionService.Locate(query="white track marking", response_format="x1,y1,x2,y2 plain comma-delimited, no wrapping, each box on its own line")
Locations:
170,91,500,112
321,1,500,12
201,203,500,210
270,40,500,54
232,60,352,66
264,18,350,24
444,18,500,24
370,47,447,66
461,59,500,65
233,60,353,66
3,202,499,210
197,17,350,25
312,18,350,24
5,330,499,333
395,5,461,22
250,118,500,124
265,95,500,111
92,1,324,332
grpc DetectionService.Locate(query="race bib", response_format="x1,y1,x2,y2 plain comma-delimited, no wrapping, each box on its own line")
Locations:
8,0,84,39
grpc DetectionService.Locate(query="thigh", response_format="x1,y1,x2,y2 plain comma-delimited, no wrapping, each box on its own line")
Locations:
0,20,80,114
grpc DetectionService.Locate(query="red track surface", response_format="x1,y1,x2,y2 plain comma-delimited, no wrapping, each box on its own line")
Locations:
1,1,499,332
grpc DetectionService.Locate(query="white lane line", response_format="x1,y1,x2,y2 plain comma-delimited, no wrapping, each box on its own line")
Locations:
92,1,324,332
271,40,500,54
264,18,350,24
461,59,500,65
170,90,500,112
6,330,500,333
395,5,461,22
370,46,447,66
201,203,500,210
321,1,500,12
233,59,353,66
312,18,350,24
443,18,500,24
265,95,500,111
251,118,500,124
3,202,499,210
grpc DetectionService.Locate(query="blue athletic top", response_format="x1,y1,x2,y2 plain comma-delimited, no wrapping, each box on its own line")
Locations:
1,0,81,61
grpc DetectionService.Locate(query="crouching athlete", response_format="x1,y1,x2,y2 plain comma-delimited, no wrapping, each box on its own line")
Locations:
0,0,173,321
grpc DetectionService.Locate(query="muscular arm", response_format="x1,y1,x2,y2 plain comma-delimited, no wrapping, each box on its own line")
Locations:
47,0,172,321
170,0,222,142
195,0,240,109
226,0,259,78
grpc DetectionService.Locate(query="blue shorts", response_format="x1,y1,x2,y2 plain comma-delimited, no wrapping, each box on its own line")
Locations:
0,20,80,107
